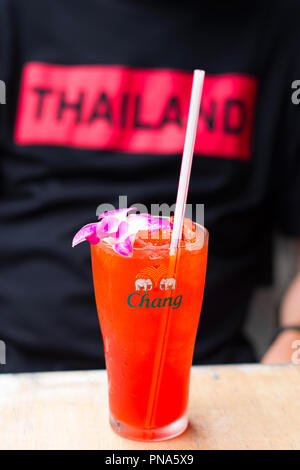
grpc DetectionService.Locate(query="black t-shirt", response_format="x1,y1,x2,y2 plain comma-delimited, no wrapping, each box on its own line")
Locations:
1,0,300,372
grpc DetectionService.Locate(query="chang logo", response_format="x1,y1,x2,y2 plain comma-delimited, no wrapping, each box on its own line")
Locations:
127,265,182,309
134,278,153,291
134,265,176,291
159,277,176,291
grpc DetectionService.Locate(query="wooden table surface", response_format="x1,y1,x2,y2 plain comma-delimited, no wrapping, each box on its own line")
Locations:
0,363,299,450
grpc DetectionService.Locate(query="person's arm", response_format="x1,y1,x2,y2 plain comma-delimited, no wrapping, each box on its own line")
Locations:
262,240,300,364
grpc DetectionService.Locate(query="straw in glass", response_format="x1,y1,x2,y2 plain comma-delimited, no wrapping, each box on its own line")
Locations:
145,70,205,430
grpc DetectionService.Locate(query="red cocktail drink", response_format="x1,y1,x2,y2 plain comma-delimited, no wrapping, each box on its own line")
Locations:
91,219,208,440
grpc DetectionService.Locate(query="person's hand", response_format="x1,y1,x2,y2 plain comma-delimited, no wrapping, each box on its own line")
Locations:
279,271,300,327
262,329,300,364
262,242,300,364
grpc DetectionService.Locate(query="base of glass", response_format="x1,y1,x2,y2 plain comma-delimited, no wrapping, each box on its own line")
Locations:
109,412,188,442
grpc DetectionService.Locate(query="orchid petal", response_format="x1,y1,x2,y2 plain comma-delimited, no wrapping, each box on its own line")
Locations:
72,223,100,247
97,207,137,220
97,216,120,234
73,208,172,257
114,236,133,256
115,220,129,240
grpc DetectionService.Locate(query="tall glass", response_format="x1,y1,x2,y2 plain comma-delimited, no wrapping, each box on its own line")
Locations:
91,222,208,441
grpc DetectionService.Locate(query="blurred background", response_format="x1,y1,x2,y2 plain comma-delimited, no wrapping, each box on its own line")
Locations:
1,0,300,373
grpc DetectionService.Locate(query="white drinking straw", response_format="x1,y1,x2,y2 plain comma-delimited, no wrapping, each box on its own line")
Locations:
145,70,206,429
170,69,205,255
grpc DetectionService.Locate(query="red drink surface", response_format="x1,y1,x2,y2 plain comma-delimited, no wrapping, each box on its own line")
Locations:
91,219,208,432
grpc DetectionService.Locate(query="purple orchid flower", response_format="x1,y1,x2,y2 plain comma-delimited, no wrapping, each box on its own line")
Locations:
72,208,172,257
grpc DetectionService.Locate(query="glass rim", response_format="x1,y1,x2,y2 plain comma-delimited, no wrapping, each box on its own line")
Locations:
97,217,209,255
